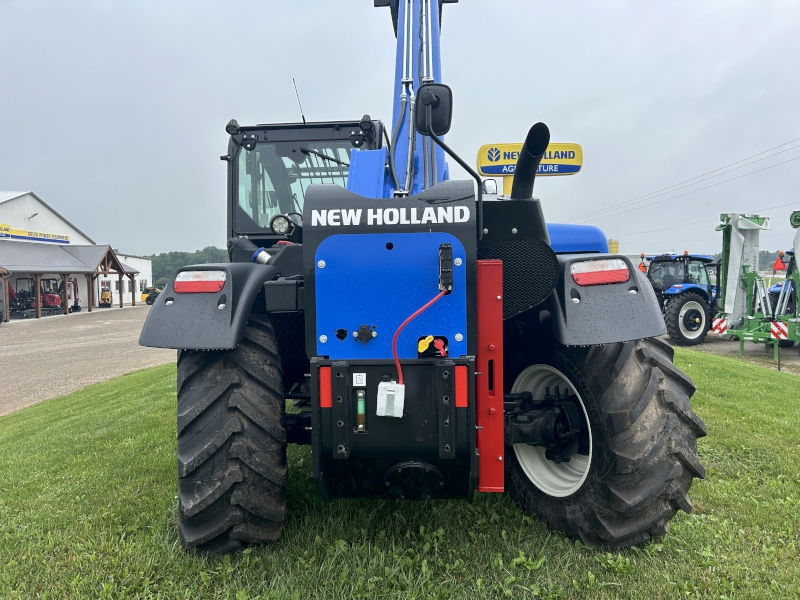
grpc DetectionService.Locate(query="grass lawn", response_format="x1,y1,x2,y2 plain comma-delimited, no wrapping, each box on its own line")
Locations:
1,350,799,599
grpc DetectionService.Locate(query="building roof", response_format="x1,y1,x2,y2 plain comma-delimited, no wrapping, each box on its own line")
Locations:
0,191,96,244
0,191,29,203
0,241,138,275
120,262,138,275
62,245,112,271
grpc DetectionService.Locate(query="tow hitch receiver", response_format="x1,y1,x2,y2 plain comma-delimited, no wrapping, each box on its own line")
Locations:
504,388,588,463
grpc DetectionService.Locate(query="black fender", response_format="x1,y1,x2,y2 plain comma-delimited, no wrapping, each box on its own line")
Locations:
547,254,667,346
139,262,280,350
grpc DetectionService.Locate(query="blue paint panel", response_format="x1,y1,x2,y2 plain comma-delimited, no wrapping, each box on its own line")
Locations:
663,283,709,297
347,148,388,199
315,232,467,359
547,223,608,253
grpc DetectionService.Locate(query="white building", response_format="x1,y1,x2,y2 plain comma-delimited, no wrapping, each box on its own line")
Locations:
116,252,155,299
0,191,152,321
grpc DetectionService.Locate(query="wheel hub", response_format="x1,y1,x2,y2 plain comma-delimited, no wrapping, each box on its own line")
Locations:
510,365,593,497
678,300,706,339
682,308,702,331
505,388,587,463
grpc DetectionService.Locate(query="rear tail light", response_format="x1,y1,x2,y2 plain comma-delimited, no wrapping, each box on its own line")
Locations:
570,259,630,286
173,270,227,293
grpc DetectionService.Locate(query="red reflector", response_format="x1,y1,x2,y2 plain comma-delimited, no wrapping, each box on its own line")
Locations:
455,365,468,408
571,269,630,286
570,259,630,286
173,270,227,293
173,281,226,293
319,366,332,408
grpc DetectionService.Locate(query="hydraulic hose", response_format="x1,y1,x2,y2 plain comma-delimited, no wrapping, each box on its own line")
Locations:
383,126,400,190
431,142,437,187
404,93,417,193
392,290,446,385
389,96,406,192
422,136,429,189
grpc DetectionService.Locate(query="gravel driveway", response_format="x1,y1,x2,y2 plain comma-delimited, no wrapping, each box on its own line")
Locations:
671,333,800,376
0,305,175,416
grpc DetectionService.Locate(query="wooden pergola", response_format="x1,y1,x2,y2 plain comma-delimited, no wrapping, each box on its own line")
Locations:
0,245,139,320
88,248,139,311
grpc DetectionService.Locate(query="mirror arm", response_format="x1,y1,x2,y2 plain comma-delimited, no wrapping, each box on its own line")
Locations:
425,104,484,240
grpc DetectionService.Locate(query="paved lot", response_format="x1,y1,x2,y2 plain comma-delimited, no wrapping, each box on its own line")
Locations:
675,333,800,376
0,305,175,416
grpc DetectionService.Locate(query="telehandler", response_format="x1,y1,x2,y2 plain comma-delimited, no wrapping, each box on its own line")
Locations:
141,0,705,554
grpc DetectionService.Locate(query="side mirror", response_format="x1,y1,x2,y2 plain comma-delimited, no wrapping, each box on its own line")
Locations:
415,83,453,137
482,179,498,195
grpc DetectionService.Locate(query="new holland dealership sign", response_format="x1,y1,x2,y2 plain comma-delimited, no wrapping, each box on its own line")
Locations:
477,143,583,177
0,223,70,243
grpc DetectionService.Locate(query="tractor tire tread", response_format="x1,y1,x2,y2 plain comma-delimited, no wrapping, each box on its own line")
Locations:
176,315,286,554
665,292,709,346
506,337,706,549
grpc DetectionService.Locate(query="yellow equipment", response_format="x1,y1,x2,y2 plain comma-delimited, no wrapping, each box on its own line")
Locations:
99,286,113,308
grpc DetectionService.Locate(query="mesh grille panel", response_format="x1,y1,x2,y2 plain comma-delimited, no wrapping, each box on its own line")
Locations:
486,238,559,318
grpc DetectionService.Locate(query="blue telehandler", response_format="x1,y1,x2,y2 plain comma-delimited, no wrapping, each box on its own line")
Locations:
140,0,705,554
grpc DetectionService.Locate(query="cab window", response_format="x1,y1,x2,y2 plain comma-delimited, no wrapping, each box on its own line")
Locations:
235,141,352,232
688,261,710,287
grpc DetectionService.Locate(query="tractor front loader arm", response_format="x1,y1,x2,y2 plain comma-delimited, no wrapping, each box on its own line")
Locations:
547,254,667,346
139,262,282,350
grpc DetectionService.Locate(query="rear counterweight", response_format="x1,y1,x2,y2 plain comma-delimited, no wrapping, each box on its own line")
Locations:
310,359,477,500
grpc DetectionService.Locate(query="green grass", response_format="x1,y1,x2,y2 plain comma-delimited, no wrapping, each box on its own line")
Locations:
1,352,799,599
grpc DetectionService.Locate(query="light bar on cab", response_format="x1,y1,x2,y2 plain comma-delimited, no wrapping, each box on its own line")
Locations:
173,270,227,293
570,259,630,286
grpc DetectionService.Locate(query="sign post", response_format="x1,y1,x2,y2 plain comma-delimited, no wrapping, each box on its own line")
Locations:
476,142,583,195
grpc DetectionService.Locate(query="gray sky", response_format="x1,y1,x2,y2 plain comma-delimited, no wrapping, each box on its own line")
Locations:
1,0,798,256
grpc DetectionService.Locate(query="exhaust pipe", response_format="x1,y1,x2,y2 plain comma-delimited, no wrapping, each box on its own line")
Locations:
510,122,550,200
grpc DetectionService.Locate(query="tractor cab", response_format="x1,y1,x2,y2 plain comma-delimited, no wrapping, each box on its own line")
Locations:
645,253,717,345
223,119,384,249
647,253,716,304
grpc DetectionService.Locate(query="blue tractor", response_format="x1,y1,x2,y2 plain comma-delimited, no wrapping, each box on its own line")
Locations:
140,0,705,554
645,253,718,345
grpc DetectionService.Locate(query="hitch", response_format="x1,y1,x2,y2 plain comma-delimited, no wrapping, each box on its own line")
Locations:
504,387,588,463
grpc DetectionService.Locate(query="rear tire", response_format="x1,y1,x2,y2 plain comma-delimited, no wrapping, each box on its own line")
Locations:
665,293,709,346
176,314,287,554
506,337,706,549
146,295,155,305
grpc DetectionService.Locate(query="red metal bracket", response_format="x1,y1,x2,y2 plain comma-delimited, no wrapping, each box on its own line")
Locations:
476,260,504,492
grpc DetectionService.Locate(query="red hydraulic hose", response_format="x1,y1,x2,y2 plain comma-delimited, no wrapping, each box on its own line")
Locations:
391,290,446,385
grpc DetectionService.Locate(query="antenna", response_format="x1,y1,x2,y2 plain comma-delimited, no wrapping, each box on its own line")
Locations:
293,78,307,125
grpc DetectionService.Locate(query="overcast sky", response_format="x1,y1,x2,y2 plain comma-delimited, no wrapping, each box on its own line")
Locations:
1,0,798,256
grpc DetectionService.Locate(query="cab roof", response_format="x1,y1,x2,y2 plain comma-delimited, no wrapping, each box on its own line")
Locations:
647,253,715,263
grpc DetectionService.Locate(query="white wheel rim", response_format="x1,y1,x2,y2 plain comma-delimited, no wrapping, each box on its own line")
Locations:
678,300,705,339
511,364,592,497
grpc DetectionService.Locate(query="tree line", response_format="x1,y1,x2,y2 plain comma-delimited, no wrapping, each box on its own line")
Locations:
149,246,228,283
710,249,785,270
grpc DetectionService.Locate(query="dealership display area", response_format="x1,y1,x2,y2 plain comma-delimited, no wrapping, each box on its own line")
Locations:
0,191,152,322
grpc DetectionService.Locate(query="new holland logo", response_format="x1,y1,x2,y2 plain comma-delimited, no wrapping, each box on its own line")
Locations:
311,206,470,227
487,147,500,162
